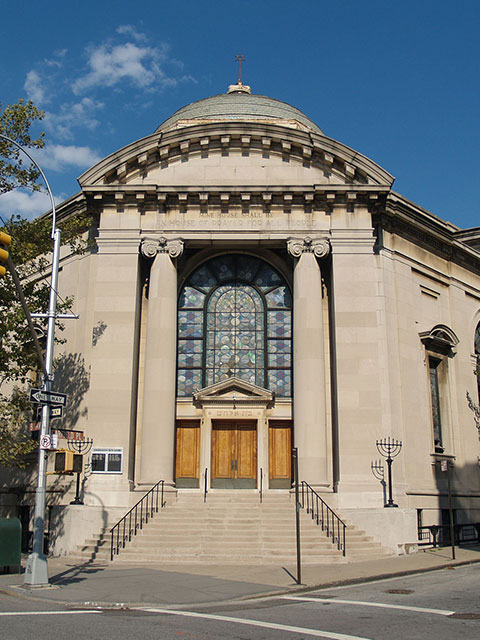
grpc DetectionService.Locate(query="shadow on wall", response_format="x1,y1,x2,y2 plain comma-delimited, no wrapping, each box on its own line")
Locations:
421,459,480,549
0,473,73,553
53,352,90,431
48,491,110,562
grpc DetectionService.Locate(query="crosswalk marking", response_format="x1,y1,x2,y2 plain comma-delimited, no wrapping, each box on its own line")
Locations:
283,596,455,616
142,607,373,640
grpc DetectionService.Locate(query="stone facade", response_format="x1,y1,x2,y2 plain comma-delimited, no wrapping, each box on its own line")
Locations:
2,84,480,555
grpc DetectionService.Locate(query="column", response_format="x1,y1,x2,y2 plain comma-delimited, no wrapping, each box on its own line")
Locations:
138,237,183,485
288,237,330,487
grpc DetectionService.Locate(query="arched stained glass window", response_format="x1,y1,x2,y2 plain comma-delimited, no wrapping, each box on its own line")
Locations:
177,255,292,397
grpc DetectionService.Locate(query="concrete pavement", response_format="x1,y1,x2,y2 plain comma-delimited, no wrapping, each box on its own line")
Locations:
1,545,479,608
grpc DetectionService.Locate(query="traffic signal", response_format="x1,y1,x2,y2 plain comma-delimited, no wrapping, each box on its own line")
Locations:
54,450,83,474
0,230,11,278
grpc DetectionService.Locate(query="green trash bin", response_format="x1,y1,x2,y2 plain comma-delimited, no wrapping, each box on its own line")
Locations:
0,517,22,573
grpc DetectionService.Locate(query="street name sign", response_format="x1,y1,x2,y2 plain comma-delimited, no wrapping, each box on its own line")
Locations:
29,388,67,406
35,405,64,420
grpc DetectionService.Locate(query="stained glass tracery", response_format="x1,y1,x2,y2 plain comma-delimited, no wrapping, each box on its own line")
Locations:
177,255,292,397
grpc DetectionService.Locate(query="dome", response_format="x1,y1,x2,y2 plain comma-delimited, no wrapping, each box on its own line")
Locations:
156,85,323,135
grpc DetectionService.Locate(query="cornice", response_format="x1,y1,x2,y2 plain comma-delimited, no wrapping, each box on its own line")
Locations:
80,184,387,216
78,121,394,189
376,192,480,276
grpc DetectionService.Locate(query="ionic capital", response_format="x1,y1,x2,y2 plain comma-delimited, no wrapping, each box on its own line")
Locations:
140,237,184,259
287,236,331,259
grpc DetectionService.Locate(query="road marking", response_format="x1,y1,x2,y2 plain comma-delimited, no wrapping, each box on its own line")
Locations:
142,607,372,640
0,610,101,617
283,596,455,616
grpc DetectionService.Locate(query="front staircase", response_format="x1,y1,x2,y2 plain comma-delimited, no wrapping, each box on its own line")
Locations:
67,491,391,565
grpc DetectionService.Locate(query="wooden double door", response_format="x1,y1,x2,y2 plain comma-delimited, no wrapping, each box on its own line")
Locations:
211,421,257,489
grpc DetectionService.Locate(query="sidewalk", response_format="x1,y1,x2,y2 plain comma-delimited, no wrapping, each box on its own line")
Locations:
1,545,479,608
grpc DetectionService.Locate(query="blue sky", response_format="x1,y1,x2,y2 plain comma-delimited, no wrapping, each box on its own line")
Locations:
1,0,479,229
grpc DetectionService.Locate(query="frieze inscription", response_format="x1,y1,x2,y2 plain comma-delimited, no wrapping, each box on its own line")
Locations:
215,409,254,417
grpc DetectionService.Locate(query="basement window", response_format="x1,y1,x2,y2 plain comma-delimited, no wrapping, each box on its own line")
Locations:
91,448,123,473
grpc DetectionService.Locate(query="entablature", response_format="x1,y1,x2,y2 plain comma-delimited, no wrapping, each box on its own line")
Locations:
81,184,389,215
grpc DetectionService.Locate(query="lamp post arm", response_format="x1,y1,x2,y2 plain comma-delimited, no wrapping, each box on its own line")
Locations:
0,134,57,236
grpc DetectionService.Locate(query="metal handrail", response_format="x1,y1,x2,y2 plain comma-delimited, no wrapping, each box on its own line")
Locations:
110,480,166,561
203,468,208,503
418,523,480,547
299,481,347,556
259,468,263,503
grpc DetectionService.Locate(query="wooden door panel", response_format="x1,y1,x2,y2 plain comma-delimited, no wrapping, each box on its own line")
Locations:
212,424,235,479
175,421,200,488
236,424,257,480
269,422,292,488
212,421,257,487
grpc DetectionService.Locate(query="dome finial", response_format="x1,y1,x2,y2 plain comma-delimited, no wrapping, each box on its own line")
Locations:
228,53,251,94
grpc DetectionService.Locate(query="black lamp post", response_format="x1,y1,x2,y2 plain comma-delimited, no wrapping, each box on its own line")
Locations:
68,438,93,505
376,437,402,507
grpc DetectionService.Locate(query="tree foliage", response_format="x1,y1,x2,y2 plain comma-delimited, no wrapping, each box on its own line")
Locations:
0,99,92,467
0,99,45,194
0,389,37,468
0,213,91,388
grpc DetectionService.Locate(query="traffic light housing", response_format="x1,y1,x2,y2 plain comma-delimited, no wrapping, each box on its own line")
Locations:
0,230,11,278
54,450,83,474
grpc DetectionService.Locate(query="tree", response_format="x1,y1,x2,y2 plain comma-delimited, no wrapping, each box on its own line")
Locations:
0,99,45,194
0,100,91,467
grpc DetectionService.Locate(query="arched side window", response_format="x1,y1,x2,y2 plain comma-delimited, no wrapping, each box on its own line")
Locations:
475,322,480,403
177,255,292,397
420,324,459,453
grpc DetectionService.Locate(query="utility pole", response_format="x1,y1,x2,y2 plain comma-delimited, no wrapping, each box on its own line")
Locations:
0,134,76,586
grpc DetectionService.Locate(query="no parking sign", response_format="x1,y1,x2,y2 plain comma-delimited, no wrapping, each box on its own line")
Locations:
40,434,58,450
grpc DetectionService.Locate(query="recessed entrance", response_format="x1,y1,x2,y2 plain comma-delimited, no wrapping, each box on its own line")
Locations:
211,421,257,488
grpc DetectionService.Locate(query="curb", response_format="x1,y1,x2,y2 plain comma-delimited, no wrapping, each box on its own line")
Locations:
1,556,479,610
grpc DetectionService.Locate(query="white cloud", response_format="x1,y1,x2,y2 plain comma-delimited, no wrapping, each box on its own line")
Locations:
43,97,104,140
116,25,147,42
72,41,177,94
24,70,47,104
0,189,65,220
33,144,101,172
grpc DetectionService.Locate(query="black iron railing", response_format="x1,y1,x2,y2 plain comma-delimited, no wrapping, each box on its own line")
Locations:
203,468,208,503
259,468,263,503
418,523,480,548
299,481,347,556
110,480,166,561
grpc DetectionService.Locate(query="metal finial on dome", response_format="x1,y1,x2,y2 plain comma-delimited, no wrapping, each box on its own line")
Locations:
228,53,251,94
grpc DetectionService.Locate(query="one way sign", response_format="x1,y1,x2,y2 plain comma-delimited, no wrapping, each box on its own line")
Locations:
29,388,67,407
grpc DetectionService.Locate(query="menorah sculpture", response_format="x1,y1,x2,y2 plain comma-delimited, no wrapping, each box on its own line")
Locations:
376,437,402,507
371,460,387,506
67,437,94,505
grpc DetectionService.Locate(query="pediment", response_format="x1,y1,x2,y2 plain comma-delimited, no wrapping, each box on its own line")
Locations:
193,376,275,408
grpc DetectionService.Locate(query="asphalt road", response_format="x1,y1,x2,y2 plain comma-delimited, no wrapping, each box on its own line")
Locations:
1,563,479,639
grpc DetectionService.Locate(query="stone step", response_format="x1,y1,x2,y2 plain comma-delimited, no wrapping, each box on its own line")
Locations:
70,492,392,565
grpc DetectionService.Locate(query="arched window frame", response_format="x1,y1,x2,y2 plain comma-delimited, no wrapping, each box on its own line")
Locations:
177,254,292,397
420,325,459,454
475,322,480,404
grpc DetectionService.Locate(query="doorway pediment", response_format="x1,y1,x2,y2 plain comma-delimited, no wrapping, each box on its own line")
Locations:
193,376,275,409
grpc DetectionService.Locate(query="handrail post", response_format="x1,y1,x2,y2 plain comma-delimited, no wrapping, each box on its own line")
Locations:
292,448,301,585
298,480,347,558
204,468,208,503
260,468,263,504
